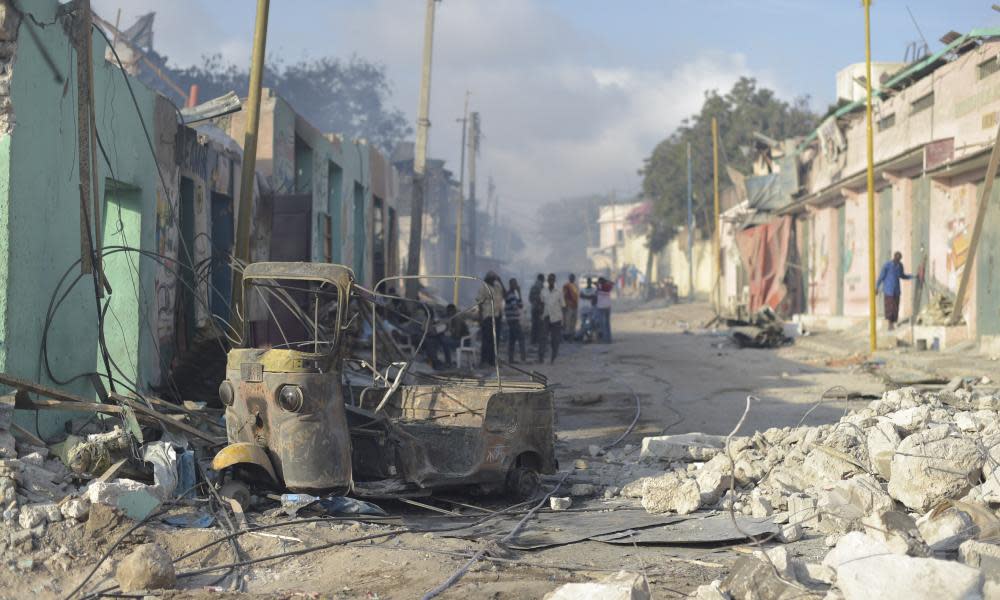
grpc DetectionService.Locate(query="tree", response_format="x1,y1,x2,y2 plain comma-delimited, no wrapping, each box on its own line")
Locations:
640,77,817,251
147,54,412,152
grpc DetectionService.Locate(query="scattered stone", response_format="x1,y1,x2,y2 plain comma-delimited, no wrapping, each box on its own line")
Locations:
695,454,733,504
640,473,701,514
860,510,926,556
588,445,603,458
865,418,901,479
801,448,862,489
888,425,983,511
543,570,650,600
916,506,977,552
691,580,728,600
889,406,932,434
640,433,726,462
749,493,773,518
0,430,15,459
60,497,90,521
795,562,835,586
788,493,820,528
822,532,892,570
836,554,983,600
549,496,572,511
603,486,620,499
816,474,894,533
779,523,804,543
620,477,652,499
574,459,589,470
722,554,806,600
18,503,48,529
116,543,176,592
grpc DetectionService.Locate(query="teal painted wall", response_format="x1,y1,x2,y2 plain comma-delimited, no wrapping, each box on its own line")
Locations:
1,2,161,437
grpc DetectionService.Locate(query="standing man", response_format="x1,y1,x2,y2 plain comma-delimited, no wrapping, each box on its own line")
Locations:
876,251,913,331
476,272,505,366
539,273,565,363
528,273,545,347
504,278,527,364
596,276,614,343
562,273,579,341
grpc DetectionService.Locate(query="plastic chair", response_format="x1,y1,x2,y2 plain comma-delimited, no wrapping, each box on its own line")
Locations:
456,331,479,368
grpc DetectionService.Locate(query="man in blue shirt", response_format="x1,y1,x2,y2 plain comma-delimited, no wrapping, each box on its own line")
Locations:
876,251,913,330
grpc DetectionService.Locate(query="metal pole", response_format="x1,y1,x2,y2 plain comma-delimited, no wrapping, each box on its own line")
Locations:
231,0,270,325
686,141,693,300
712,117,721,311
468,112,479,270
453,91,469,305
406,0,438,299
864,0,878,353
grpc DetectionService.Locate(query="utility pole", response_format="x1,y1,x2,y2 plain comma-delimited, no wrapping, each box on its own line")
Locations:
686,141,693,300
712,117,721,311
863,0,877,353
453,91,469,305
231,0,270,325
406,0,439,299
467,112,480,271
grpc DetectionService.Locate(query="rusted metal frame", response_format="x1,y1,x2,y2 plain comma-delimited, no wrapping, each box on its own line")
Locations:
949,120,1000,325
372,274,502,391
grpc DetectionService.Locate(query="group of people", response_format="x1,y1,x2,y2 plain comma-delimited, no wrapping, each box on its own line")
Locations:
475,271,615,367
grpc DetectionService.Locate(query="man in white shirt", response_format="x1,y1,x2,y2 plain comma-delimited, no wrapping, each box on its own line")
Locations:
539,273,565,363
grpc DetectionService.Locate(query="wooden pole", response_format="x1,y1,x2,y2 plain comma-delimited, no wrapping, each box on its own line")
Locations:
864,0,878,352
231,0,270,326
453,91,469,305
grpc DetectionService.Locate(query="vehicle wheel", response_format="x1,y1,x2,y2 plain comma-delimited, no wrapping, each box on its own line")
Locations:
505,466,540,500
219,480,251,509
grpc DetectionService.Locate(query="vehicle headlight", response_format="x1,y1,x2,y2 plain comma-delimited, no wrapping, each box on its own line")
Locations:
219,381,234,407
277,385,304,413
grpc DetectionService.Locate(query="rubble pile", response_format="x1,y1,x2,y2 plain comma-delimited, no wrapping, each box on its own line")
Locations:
627,383,1000,599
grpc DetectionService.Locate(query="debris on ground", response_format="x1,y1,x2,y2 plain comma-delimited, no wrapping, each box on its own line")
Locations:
116,542,177,592
543,570,650,600
618,384,1000,598
726,307,793,349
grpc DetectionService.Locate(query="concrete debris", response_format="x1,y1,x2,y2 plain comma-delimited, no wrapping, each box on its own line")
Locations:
836,554,983,600
721,553,813,600
888,425,982,511
640,472,701,514
787,493,820,528
916,506,978,552
690,580,728,600
60,496,90,521
570,483,599,497
116,542,177,593
860,510,927,556
815,474,894,534
778,523,803,543
694,454,734,504
543,570,650,600
550,496,572,510
640,433,726,462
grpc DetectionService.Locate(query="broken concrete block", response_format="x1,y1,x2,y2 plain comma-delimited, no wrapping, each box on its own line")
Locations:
749,493,773,518
788,493,820,528
543,570,650,600
835,554,983,600
588,445,603,457
639,433,725,462
640,473,701,515
860,510,927,556
0,394,12,430
695,454,733,504
116,543,176,593
761,546,796,580
801,447,861,488
888,425,983,511
821,532,892,570
86,479,162,520
795,562,834,586
549,496,571,511
779,523,804,543
816,474,895,534
722,554,803,600
888,406,932,434
41,502,61,523
955,412,981,433
733,451,767,486
865,417,901,479
916,506,977,552
691,580,727,600
60,497,90,521
18,504,48,529
620,477,652,499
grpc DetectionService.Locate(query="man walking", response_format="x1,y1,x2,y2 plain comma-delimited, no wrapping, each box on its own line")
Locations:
562,273,579,341
539,273,565,363
876,251,913,331
528,273,545,346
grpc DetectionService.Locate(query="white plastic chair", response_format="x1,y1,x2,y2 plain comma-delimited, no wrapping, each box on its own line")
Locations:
456,327,480,369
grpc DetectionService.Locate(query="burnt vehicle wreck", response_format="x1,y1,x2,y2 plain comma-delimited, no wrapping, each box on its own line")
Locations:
212,262,557,503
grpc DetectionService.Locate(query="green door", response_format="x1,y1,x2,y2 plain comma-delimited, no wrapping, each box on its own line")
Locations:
99,181,143,387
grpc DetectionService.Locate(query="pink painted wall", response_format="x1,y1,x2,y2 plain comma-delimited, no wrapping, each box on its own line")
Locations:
890,179,916,320
809,207,839,315
843,194,870,317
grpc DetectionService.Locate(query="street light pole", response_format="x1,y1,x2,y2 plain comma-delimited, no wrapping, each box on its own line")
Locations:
453,91,469,305
864,0,878,353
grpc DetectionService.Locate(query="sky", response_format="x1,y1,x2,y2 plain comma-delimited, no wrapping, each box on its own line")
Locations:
92,0,1000,229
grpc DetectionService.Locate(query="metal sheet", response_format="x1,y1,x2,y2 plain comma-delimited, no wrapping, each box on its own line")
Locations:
404,508,689,550
591,513,778,545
